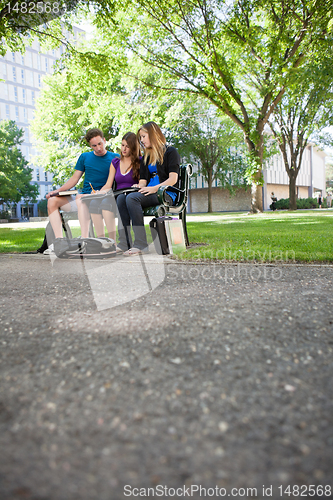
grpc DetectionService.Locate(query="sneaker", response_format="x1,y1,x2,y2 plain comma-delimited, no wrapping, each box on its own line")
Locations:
43,243,54,255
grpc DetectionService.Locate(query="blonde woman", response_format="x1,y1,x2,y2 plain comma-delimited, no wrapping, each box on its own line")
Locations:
116,121,180,255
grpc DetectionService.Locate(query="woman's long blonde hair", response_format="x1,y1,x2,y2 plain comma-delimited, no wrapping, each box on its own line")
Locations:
137,122,166,166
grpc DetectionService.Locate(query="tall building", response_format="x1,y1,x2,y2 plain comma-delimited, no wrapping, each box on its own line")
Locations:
0,28,84,218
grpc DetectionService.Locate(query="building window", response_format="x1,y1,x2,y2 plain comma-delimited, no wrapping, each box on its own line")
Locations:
3,84,8,99
13,67,17,82
44,172,48,181
23,108,28,123
21,54,24,65
2,62,7,77
26,52,32,68
5,104,10,119
14,86,18,102
31,90,35,103
22,88,26,103
36,168,40,181
15,106,19,121
25,128,29,141
21,69,25,84
37,55,41,70
38,74,41,87
12,52,15,62
45,58,48,72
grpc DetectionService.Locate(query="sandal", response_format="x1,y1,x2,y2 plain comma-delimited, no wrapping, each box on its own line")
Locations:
123,247,147,257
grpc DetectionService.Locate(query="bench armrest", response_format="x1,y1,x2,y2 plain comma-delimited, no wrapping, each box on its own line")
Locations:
157,185,184,206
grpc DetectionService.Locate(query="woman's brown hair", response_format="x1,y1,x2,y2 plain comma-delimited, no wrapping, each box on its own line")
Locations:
137,121,166,166
121,132,140,180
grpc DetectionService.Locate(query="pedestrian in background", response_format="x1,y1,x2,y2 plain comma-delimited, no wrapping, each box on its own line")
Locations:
318,195,322,209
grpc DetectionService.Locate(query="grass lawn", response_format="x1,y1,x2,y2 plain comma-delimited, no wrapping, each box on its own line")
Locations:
0,228,46,254
0,226,82,254
0,210,332,262
181,210,333,263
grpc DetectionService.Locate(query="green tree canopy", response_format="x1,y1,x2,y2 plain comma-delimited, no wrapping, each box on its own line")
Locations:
165,96,249,211
87,0,333,211
0,0,87,56
269,51,333,209
0,120,39,204
31,0,333,213
31,35,188,181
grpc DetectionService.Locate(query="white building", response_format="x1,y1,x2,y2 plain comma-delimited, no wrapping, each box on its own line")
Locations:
0,28,84,219
188,144,326,212
263,143,326,210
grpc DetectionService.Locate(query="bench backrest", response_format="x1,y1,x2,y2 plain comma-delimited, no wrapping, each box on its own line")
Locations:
169,163,192,213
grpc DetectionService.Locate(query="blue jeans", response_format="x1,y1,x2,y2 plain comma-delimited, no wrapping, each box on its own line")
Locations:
116,192,159,250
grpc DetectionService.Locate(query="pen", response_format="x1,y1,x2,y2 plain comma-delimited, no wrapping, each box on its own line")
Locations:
89,183,96,193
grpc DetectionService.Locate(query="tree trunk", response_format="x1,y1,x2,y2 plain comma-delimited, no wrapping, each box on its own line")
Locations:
289,173,297,210
244,136,264,213
251,183,263,212
250,166,263,212
207,169,213,213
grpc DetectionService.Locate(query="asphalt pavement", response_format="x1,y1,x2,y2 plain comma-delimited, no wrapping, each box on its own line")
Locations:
0,252,332,500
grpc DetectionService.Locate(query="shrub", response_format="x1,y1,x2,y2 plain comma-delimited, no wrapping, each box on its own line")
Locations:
271,197,320,210
274,198,289,209
38,199,48,217
0,210,11,220
297,197,318,209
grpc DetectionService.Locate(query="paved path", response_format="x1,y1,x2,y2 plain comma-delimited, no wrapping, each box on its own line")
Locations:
2,209,333,230
0,254,332,500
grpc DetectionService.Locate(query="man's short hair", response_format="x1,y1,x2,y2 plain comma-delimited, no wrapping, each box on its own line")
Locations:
85,128,105,144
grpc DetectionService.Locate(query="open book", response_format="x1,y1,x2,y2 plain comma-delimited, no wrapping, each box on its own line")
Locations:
81,187,140,201
80,189,114,201
50,190,78,197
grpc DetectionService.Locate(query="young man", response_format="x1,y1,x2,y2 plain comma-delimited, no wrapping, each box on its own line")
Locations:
44,129,118,254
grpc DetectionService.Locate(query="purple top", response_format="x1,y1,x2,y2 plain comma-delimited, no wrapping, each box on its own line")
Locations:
112,157,139,190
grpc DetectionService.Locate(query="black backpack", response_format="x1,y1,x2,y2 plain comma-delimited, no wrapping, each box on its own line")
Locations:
53,237,116,259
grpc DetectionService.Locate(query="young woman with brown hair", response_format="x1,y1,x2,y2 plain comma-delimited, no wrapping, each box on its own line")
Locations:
89,132,140,245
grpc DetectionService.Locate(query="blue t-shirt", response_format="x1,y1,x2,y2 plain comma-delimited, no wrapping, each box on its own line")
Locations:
75,151,119,194
148,164,177,203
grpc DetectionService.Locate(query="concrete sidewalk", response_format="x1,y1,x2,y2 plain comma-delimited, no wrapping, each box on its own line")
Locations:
0,253,332,500
2,213,224,231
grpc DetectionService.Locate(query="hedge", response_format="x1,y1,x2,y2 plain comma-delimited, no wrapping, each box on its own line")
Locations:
270,197,327,210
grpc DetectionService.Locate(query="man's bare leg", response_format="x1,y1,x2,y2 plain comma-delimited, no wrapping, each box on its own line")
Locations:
76,194,93,238
47,196,72,239
102,210,116,242
90,213,105,238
